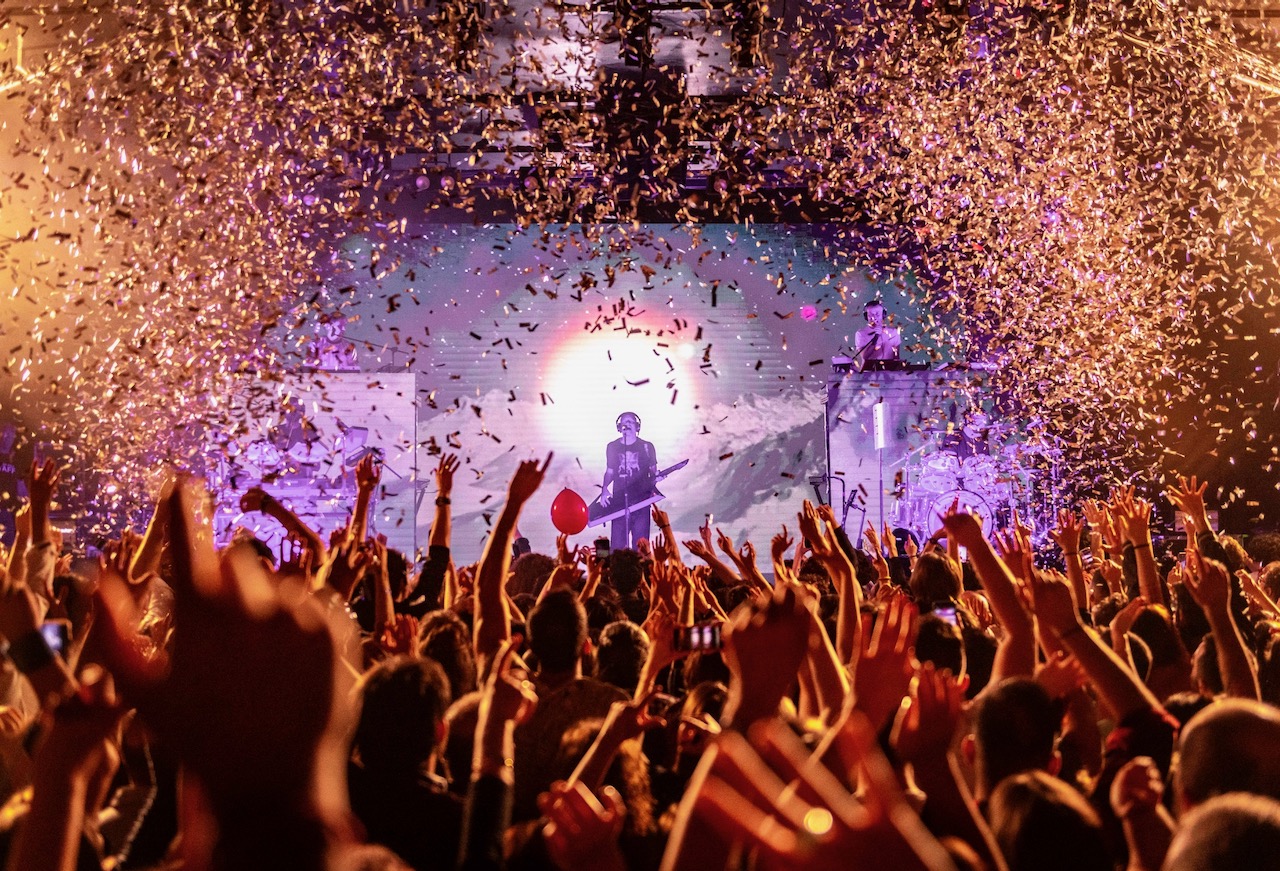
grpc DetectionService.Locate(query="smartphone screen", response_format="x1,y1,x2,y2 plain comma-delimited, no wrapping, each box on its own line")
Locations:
41,620,70,656
594,537,610,559
673,622,722,652
933,606,959,627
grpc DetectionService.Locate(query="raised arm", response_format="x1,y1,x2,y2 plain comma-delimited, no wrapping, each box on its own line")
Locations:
1027,567,1161,722
348,453,381,546
240,486,325,565
941,508,1036,680
1114,490,1164,607
1049,508,1089,610
474,454,551,672
802,501,862,667
130,472,175,581
683,519,741,587
1183,551,1259,700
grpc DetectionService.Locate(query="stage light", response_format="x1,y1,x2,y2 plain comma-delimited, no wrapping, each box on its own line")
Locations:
539,325,699,462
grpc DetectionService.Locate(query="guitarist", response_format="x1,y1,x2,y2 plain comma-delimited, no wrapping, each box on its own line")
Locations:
600,411,658,550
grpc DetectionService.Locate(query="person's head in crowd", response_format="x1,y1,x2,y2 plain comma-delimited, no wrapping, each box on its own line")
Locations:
848,548,878,588
915,613,965,678
1090,592,1125,631
681,649,730,693
960,627,997,699
511,591,537,619
583,595,626,643
221,534,276,576
1173,582,1214,659
721,583,756,614
1259,561,1280,602
909,551,963,605
1165,792,1280,871
353,656,451,779
1191,634,1224,698
1130,605,1189,669
527,588,588,678
608,548,645,598
673,680,727,772
1162,691,1215,731
798,567,833,597
966,678,1061,800
1257,632,1280,707
416,610,477,703
987,770,1111,871
441,691,482,794
1218,534,1250,575
596,620,649,695
1175,698,1280,813
333,844,415,871
385,547,410,601
507,551,555,597
1246,532,1280,568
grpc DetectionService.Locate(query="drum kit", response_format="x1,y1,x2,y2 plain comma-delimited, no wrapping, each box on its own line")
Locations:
889,418,1061,541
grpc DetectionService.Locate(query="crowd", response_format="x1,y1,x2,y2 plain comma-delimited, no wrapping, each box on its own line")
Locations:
1,447,1280,871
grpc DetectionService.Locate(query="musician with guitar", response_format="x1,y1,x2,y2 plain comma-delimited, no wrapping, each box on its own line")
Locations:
598,411,658,550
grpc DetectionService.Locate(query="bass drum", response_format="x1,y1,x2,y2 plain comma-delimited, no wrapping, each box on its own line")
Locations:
929,490,995,536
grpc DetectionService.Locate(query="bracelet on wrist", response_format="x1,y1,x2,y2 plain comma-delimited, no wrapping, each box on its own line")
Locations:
435,496,451,506
7,629,56,674
1132,542,1151,551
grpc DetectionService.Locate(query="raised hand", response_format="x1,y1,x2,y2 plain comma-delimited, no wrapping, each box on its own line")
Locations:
1083,499,1122,552
652,530,675,566
1109,755,1165,820
27,458,60,510
378,613,421,657
863,521,883,557
474,641,539,776
1026,567,1082,639
319,536,372,601
699,518,715,550
355,453,381,494
28,457,60,545
722,584,811,730
882,523,899,559
683,538,713,561
798,500,837,560
1166,475,1209,533
435,452,460,497
938,502,984,552
1034,650,1087,700
853,596,919,731
1183,550,1231,614
1049,509,1084,556
694,713,955,871
771,524,794,567
239,486,271,513
651,504,671,531
507,452,553,506
540,781,627,871
892,662,967,765
94,477,349,841
716,527,736,560
1099,558,1124,595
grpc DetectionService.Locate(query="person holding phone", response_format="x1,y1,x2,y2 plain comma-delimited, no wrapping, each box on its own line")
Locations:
600,411,658,551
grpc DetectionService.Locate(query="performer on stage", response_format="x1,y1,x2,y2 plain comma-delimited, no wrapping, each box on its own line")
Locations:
600,411,658,550
853,300,902,370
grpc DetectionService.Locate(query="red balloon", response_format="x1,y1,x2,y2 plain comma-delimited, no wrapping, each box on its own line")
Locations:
550,488,589,535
